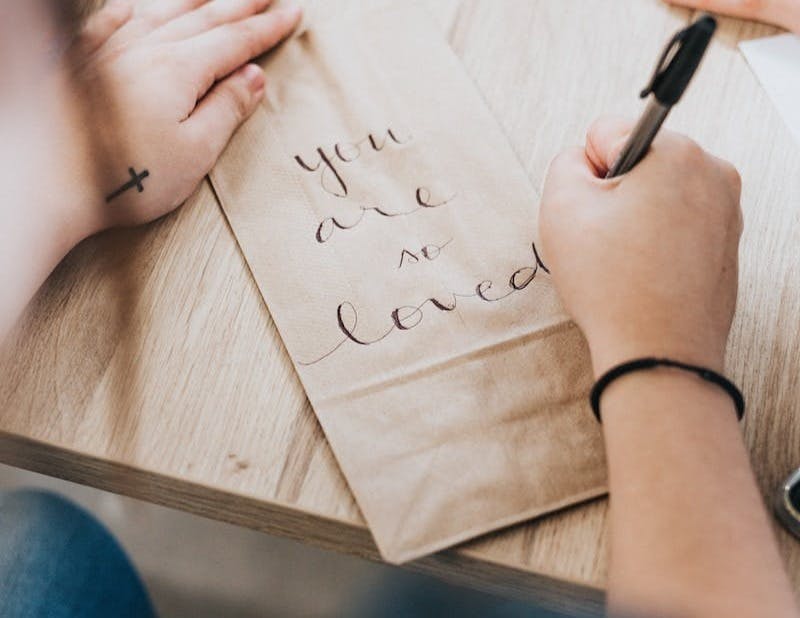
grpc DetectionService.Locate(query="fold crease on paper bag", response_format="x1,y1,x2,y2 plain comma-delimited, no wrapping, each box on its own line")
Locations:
210,2,606,563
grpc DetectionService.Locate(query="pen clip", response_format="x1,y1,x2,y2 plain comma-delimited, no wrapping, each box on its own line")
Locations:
640,26,689,99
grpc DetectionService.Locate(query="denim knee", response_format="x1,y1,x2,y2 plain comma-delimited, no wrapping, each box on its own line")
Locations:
0,489,156,618
1,489,91,528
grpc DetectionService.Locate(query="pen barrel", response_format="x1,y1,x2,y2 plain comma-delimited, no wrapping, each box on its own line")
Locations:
606,98,670,178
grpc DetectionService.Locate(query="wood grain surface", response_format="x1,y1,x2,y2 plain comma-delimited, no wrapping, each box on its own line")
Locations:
1,1,798,612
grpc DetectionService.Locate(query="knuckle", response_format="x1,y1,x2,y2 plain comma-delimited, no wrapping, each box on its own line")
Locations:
138,8,162,29
724,163,742,194
200,0,243,29
197,6,220,31
235,21,262,55
676,136,705,161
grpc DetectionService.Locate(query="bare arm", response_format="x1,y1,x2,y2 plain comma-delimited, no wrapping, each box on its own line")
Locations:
602,372,796,616
540,117,799,617
0,0,301,341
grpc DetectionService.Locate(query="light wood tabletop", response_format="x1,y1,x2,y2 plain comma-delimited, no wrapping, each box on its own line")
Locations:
1,1,798,614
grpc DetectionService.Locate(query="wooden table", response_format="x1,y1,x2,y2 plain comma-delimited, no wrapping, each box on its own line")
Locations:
2,1,798,614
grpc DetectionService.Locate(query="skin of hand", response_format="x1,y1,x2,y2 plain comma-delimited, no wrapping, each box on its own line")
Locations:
663,0,800,33
540,119,800,617
539,116,743,377
71,0,302,235
0,0,300,340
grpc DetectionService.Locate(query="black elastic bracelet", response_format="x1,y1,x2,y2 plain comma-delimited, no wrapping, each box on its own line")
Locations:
590,357,745,423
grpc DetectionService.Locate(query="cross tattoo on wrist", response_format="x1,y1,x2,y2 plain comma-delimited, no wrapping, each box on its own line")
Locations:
106,167,150,203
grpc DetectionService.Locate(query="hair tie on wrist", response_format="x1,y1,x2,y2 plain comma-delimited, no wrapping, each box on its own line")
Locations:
590,357,745,423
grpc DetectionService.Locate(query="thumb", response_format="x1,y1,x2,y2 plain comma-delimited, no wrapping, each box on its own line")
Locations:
539,146,597,250
585,116,636,177
185,64,266,170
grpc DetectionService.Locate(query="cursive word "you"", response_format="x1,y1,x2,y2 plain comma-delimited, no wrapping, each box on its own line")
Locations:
294,127,412,198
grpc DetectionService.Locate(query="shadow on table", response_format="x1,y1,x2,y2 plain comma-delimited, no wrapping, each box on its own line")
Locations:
348,570,596,618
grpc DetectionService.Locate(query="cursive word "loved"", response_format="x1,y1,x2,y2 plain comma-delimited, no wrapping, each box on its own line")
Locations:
300,241,550,366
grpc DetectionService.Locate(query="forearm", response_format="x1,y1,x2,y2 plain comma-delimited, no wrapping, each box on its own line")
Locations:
0,191,91,341
0,45,101,343
0,110,97,341
601,368,798,617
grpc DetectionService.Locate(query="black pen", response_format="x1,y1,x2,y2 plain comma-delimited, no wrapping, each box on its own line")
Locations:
606,15,717,178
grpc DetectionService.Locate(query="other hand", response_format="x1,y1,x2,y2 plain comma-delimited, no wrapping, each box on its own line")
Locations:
539,117,743,376
70,0,301,233
663,0,800,33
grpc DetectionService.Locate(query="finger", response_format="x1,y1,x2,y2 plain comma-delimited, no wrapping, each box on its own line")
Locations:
542,147,598,198
539,147,597,256
78,0,133,55
585,116,636,177
139,0,212,28
154,0,274,42
663,0,791,27
184,64,266,172
181,7,302,99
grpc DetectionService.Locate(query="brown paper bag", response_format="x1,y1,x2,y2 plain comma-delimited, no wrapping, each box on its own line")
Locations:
209,2,606,564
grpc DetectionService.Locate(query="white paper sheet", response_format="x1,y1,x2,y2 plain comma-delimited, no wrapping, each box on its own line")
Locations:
740,33,800,145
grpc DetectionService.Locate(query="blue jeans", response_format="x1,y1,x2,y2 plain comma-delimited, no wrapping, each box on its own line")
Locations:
0,490,156,618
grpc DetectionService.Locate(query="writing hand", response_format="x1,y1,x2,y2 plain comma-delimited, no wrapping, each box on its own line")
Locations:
663,0,800,33
73,0,301,232
539,116,743,376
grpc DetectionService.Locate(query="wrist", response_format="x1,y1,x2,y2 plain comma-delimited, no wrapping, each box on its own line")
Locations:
55,162,107,243
591,357,744,426
50,164,106,251
586,330,727,379
56,80,110,245
598,363,742,429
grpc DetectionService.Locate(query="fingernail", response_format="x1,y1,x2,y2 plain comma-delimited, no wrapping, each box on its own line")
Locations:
243,64,265,91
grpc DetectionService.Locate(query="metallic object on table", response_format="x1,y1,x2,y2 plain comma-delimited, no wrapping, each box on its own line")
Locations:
776,467,800,539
